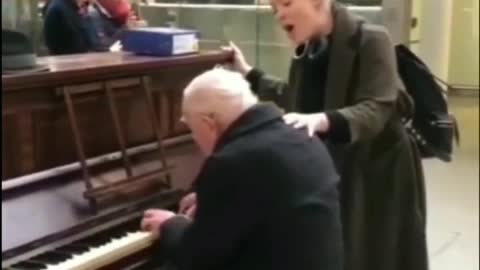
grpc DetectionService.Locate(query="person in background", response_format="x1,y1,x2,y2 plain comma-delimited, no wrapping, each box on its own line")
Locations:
86,0,147,52
43,0,145,55
140,68,343,270
181,0,429,270
43,0,94,55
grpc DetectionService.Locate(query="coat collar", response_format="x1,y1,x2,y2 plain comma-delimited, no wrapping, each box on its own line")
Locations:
324,3,364,109
213,103,283,152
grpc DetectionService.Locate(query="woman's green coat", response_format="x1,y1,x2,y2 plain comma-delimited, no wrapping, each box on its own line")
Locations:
249,4,429,270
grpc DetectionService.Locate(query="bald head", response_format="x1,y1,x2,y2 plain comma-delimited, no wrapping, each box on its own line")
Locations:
180,68,259,155
182,67,258,128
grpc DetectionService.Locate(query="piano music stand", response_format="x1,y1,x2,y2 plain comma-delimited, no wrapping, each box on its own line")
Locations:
60,76,172,212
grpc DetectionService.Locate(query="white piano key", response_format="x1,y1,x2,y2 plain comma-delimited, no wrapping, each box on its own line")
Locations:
42,230,157,270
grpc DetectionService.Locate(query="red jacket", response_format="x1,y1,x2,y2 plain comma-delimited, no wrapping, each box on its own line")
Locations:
96,0,131,26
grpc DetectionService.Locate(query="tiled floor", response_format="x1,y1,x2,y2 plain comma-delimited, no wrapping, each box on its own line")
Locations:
424,96,479,270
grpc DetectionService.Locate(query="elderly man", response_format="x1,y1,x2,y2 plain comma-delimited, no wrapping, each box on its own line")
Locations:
141,68,343,270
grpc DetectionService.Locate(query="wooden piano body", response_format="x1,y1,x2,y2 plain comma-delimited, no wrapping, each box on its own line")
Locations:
2,51,231,269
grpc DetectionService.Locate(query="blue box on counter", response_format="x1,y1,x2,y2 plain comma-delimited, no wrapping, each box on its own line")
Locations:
121,27,200,57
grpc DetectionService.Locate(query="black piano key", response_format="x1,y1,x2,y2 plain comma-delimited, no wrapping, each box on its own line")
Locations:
119,220,140,232
29,251,72,264
78,234,112,246
109,228,129,238
56,244,91,254
9,260,47,269
76,235,111,246
45,251,73,259
127,221,142,231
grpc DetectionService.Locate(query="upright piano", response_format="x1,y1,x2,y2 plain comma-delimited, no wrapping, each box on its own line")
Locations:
2,50,231,269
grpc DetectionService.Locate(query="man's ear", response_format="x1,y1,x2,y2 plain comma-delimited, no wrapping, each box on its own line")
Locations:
201,114,217,132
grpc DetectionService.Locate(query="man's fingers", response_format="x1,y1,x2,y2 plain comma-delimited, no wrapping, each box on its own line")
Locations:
143,209,157,218
140,218,151,231
144,210,153,218
179,204,189,214
179,193,196,214
185,207,194,218
180,201,194,214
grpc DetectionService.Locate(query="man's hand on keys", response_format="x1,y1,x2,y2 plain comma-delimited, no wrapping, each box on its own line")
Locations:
179,192,197,219
140,209,175,237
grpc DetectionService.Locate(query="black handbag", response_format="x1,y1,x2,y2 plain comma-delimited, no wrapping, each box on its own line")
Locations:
395,44,460,162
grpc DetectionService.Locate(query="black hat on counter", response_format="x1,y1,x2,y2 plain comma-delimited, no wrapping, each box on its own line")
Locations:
2,29,43,72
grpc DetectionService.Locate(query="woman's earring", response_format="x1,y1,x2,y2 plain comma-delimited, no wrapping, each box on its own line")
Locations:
293,41,309,60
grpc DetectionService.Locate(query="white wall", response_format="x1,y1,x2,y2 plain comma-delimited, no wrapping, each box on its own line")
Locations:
447,0,479,88
417,0,454,81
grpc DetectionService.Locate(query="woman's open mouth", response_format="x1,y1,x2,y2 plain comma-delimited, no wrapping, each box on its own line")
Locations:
283,24,295,35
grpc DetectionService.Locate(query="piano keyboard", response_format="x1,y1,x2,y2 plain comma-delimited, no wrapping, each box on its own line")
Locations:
47,231,156,270
5,224,158,270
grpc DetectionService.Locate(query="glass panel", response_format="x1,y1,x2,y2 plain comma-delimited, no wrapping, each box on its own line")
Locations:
2,0,49,56
140,4,259,67
256,8,291,79
140,1,385,78
151,0,383,5
1,0,386,60
338,0,383,6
